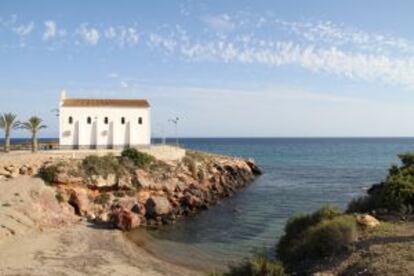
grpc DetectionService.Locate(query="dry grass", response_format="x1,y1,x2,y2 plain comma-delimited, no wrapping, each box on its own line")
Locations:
333,221,414,275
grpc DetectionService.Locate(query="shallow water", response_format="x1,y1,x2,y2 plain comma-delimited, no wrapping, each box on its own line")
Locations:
128,138,414,271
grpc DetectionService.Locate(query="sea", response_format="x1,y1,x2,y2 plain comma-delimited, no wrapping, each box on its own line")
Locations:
4,137,413,271
128,137,414,271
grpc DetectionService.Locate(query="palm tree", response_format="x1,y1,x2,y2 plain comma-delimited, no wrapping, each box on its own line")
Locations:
0,113,20,153
20,116,47,153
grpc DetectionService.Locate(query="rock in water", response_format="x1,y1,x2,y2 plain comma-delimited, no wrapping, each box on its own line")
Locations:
145,196,172,218
246,159,262,175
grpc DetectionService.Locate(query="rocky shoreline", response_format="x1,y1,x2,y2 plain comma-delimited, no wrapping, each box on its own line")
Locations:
3,149,261,231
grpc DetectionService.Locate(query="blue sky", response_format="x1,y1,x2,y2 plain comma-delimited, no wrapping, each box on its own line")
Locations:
1,0,414,138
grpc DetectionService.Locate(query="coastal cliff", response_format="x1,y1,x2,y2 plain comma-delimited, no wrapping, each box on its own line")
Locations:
27,149,262,231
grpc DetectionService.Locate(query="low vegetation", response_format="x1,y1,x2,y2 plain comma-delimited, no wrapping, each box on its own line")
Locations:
80,154,126,178
221,256,286,276
121,148,155,168
38,163,61,184
276,206,357,272
348,152,414,214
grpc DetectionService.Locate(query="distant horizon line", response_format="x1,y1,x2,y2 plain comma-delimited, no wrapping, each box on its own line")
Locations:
3,136,414,140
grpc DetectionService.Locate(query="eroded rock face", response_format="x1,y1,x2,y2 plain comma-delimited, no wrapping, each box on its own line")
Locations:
134,169,154,189
88,174,117,188
68,189,90,216
145,196,172,218
54,173,83,185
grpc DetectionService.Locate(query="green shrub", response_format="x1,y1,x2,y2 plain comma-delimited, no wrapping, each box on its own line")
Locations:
223,256,286,276
397,153,414,168
347,195,378,213
347,153,414,214
38,164,60,184
81,154,124,178
379,175,414,211
277,206,357,269
121,148,155,168
301,215,357,257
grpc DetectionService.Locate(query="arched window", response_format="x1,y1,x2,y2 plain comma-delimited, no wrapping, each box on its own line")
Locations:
138,117,143,125
121,117,125,125
87,117,92,124
104,117,109,124
68,116,73,124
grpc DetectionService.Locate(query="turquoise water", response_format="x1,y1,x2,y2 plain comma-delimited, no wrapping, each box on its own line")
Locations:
133,138,414,271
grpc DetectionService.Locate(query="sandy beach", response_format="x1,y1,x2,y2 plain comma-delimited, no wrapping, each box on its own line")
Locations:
0,176,199,276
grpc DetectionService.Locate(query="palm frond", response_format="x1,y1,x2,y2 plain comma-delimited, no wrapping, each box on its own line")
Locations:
20,116,47,131
0,113,19,130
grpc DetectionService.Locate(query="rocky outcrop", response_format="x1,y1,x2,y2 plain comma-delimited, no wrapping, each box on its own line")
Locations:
35,150,262,231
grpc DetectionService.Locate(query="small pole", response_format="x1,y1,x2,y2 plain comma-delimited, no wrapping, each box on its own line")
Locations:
168,117,179,147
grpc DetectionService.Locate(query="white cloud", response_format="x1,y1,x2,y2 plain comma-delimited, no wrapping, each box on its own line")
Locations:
105,27,116,39
147,27,414,89
148,33,177,53
43,20,56,40
77,24,100,45
104,26,140,47
12,21,34,37
275,19,414,54
201,14,235,32
120,80,129,88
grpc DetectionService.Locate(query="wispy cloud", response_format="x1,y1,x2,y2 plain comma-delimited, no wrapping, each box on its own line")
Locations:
42,20,56,40
201,14,235,32
120,80,129,88
148,33,177,53
104,25,140,47
42,20,66,40
77,24,100,45
12,21,34,37
146,15,414,89
275,19,414,54
2,12,414,89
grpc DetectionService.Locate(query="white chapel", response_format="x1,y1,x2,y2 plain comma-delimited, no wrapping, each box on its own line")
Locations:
59,91,151,149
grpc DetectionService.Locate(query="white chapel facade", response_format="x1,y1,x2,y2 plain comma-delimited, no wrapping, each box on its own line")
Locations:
59,91,151,149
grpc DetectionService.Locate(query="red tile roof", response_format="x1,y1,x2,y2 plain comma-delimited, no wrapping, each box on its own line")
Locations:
62,98,150,108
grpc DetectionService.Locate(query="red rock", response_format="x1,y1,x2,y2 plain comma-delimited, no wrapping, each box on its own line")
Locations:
182,193,202,209
111,205,140,231
68,189,90,216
